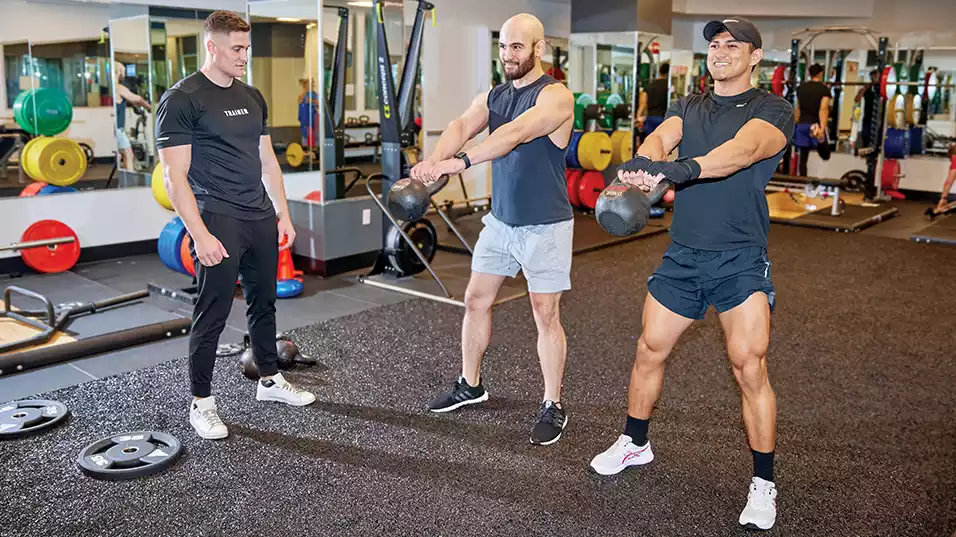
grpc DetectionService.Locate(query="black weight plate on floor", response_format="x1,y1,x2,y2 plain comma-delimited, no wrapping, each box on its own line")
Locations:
77,430,182,481
0,400,69,440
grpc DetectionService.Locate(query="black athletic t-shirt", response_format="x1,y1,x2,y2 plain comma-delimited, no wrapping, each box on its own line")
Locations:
796,80,830,125
155,72,275,220
645,78,669,117
665,87,794,251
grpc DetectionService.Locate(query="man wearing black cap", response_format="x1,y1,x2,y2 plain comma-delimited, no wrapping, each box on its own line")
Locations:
589,17,793,532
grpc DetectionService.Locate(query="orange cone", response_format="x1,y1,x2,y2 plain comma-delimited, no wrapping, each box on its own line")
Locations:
277,248,297,281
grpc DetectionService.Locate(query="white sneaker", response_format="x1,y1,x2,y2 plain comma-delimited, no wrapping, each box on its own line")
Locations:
256,372,316,406
589,434,654,476
739,477,778,530
189,396,228,440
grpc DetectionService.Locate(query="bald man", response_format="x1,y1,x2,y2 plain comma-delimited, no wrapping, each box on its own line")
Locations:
411,14,576,446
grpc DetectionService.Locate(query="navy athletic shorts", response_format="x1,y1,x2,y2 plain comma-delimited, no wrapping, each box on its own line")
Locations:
647,241,776,320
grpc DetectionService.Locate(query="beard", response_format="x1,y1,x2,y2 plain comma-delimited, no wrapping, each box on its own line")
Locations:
503,55,536,81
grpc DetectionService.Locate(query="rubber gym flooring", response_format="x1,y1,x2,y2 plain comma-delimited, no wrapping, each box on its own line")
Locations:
2,208,955,537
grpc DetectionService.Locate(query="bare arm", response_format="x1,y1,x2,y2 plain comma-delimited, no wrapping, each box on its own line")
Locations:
158,145,208,239
427,92,490,163
463,85,574,167
819,96,831,129
259,134,290,219
855,86,867,104
694,118,789,179
115,83,150,109
637,92,648,120
637,116,683,161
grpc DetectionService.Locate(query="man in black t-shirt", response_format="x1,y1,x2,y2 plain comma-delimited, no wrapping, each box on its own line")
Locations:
590,18,793,532
794,63,832,176
154,11,315,442
636,63,670,138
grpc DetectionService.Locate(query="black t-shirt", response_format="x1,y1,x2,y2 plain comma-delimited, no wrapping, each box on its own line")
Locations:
155,72,275,220
666,87,794,251
796,80,830,125
645,78,669,117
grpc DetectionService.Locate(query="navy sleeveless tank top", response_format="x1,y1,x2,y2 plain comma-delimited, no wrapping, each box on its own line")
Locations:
487,74,572,226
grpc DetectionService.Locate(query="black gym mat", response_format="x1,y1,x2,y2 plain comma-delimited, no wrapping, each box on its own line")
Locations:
433,211,668,256
773,203,899,232
4,226,956,537
911,215,956,246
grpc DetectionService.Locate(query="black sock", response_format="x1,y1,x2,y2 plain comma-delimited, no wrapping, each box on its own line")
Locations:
752,449,774,482
624,415,649,446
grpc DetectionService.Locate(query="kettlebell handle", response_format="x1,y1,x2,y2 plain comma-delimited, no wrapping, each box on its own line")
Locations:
648,179,674,205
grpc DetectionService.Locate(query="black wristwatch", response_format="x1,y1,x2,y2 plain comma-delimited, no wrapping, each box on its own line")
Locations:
455,152,471,170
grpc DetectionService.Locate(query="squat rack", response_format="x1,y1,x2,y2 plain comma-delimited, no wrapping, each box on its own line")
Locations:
787,26,890,203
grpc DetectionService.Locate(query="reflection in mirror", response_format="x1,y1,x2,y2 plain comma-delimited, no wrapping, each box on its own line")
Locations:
110,15,153,177
1,41,35,195
248,0,320,172
3,26,117,198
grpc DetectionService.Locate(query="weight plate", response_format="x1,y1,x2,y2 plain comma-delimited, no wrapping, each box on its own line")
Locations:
566,131,583,169
77,430,183,481
840,170,867,192
0,400,70,440
79,142,94,164
20,219,81,274
180,235,195,277
385,219,437,276
566,169,583,208
286,143,305,168
573,93,596,130
577,131,613,171
19,181,47,197
22,137,86,186
158,217,188,275
151,164,173,211
609,130,632,166
578,171,606,210
12,88,73,136
38,185,77,195
20,138,42,180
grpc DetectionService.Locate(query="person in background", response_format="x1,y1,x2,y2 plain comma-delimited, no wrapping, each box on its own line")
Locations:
113,61,151,170
855,69,881,150
297,78,319,148
793,63,832,177
635,63,670,139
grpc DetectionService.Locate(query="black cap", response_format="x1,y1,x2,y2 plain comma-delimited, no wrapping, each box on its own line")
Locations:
703,17,762,49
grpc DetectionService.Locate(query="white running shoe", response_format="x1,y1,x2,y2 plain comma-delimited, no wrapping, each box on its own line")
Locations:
189,396,228,440
739,477,778,531
589,434,654,475
256,372,316,407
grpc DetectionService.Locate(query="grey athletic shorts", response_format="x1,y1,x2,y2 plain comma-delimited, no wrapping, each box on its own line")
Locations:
471,213,574,294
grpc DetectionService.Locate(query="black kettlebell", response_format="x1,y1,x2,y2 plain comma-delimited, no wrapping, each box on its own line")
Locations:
239,347,259,380
595,178,673,237
386,175,449,221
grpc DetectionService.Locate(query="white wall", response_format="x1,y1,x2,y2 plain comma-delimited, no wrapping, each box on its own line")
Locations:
110,16,151,54
805,152,955,195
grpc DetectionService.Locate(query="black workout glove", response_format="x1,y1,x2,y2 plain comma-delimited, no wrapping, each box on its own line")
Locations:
645,157,702,186
618,154,653,173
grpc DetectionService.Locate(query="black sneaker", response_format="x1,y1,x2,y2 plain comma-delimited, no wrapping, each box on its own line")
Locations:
530,400,568,445
427,376,489,413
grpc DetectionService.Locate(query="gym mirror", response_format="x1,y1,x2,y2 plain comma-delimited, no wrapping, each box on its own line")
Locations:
109,13,153,180
567,32,637,183
247,0,322,173
2,40,36,197
4,27,115,198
